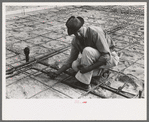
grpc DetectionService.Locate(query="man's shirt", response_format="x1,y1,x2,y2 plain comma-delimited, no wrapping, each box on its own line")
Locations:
65,26,115,67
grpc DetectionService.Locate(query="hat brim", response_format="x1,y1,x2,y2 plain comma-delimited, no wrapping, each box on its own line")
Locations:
67,28,77,35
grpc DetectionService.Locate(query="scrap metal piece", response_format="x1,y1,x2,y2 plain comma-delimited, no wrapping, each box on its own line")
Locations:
117,83,127,93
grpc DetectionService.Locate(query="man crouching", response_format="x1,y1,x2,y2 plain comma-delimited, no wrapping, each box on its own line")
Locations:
48,16,119,91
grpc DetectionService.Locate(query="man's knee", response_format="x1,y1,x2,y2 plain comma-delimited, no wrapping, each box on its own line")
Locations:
82,47,100,59
72,60,80,72
98,53,111,63
82,47,94,54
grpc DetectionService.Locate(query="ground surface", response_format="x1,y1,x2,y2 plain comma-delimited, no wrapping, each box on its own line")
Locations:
6,6,42,12
5,5,145,99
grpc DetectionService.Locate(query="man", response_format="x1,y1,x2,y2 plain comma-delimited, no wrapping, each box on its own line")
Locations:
48,16,119,90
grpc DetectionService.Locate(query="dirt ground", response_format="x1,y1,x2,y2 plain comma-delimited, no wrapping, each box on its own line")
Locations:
6,6,42,12
5,5,145,99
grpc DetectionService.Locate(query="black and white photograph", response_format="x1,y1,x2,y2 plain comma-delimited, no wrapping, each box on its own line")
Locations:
2,2,147,120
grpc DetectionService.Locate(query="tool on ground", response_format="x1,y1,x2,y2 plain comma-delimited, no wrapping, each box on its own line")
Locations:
24,47,30,62
6,46,70,75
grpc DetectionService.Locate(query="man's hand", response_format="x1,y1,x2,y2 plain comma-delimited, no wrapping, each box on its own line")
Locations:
47,71,59,79
79,66,90,74
77,65,84,70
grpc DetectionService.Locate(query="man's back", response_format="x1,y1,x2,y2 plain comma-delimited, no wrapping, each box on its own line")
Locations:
72,26,113,54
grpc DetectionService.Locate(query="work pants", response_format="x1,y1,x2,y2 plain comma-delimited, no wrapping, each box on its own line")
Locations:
72,47,119,84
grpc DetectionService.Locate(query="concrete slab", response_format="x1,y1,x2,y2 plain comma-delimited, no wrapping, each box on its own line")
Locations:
47,53,69,65
124,63,144,81
17,26,34,32
42,41,69,50
79,93,102,99
6,73,27,86
6,76,48,99
30,28,51,35
33,63,47,70
52,83,82,99
6,64,13,71
30,73,58,87
6,30,13,37
115,40,130,49
6,52,16,58
28,45,51,58
10,61,25,67
5,5,145,99
30,88,70,99
26,36,51,45
35,24,53,31
6,55,23,64
125,44,144,54
14,18,31,23
119,49,143,62
136,58,144,65
51,25,67,35
42,32,64,39
107,75,139,96
6,6,57,16
57,36,73,43
23,21,41,28
112,61,130,71
25,69,39,75
11,31,37,40
7,23,25,29
6,49,13,55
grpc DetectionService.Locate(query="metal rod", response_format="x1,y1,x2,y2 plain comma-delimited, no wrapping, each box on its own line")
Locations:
6,66,32,79
99,84,133,98
37,61,134,98
78,81,105,99
102,81,136,96
6,46,70,74
60,78,107,98
5,7,143,99
37,61,75,76
31,66,106,98
23,71,73,99
6,48,20,55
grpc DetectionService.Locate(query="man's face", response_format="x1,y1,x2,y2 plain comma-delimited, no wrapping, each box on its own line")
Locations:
74,30,83,40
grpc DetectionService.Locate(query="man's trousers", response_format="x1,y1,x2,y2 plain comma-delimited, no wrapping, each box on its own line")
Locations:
72,47,119,84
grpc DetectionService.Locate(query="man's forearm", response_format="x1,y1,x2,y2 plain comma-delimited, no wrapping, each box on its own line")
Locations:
56,64,71,75
88,61,106,72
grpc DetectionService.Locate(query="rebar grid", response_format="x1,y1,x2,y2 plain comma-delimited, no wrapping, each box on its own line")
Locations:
6,5,144,99
23,70,73,99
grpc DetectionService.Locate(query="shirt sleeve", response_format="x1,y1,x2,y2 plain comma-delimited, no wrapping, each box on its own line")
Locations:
64,42,79,67
94,32,111,54
92,30,111,63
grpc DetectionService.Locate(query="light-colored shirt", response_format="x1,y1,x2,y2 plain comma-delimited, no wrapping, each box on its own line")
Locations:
65,26,115,67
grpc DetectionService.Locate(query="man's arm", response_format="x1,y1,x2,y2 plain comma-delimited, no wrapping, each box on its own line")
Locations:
87,60,106,71
55,64,70,75
55,43,79,75
80,53,109,73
